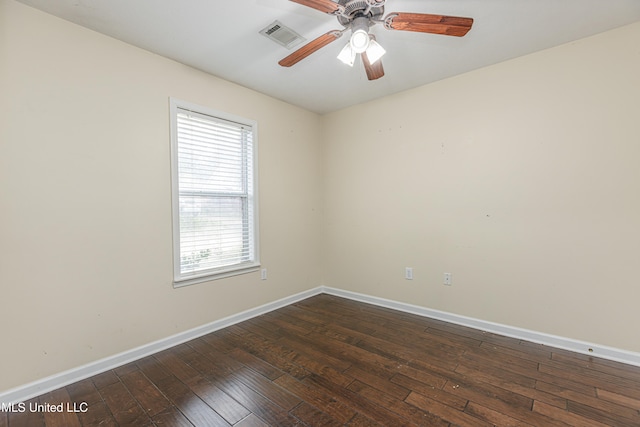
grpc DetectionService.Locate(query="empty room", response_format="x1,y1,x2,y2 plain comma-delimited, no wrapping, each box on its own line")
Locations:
2,0,640,425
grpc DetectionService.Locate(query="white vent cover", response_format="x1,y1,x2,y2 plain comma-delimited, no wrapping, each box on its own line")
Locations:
259,20,306,49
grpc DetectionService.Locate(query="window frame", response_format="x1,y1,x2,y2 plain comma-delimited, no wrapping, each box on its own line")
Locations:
169,98,259,287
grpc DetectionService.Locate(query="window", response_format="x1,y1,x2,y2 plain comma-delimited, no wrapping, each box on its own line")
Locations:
170,99,259,287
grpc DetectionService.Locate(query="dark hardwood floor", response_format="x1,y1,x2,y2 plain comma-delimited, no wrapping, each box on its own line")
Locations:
3,294,640,426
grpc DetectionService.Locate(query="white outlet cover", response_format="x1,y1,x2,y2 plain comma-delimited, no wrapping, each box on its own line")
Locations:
444,273,452,285
405,267,413,280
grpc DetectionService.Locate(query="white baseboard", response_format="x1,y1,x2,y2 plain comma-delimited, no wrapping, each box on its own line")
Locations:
4,285,640,404
0,287,324,404
322,286,640,368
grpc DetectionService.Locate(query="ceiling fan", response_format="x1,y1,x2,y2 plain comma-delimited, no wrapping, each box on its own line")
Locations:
279,0,474,80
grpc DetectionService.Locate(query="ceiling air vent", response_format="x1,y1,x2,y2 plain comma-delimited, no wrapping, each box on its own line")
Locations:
259,20,306,49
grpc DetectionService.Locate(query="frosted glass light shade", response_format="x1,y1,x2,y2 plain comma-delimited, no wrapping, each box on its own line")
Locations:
350,29,370,53
365,39,386,64
337,43,356,66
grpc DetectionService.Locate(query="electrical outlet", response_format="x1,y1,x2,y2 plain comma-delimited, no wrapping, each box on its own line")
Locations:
261,268,267,280
444,273,452,286
405,267,413,280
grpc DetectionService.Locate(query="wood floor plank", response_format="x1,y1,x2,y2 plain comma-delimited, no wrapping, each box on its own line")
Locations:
278,333,352,372
368,327,464,366
532,400,609,427
241,333,350,387
464,400,536,426
154,374,231,427
225,325,311,380
426,325,485,348
536,380,640,426
463,357,540,384
551,350,640,379
436,377,568,427
539,359,640,392
264,336,354,387
99,379,153,426
39,389,81,427
9,293,640,427
182,341,242,379
596,387,640,410
183,376,250,425
118,368,172,417
310,319,377,347
273,374,357,424
347,380,449,426
455,363,568,409
74,401,117,427
113,362,138,377
90,370,119,390
239,317,285,341
297,329,412,376
393,362,449,390
289,401,344,427
391,373,467,409
567,400,640,427
345,412,385,426
199,328,245,354
227,347,285,381
232,366,302,411
455,361,536,390
262,310,317,336
535,368,600,397
355,333,461,373
344,366,411,400
7,398,45,427
277,304,332,328
183,339,244,375
479,339,552,363
404,391,492,427
207,373,302,426
64,378,102,406
461,344,541,375
153,349,203,383
135,355,173,384
151,406,194,427
234,413,270,427
302,373,416,426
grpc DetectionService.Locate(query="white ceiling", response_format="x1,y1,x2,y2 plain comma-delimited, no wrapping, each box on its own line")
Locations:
15,0,640,114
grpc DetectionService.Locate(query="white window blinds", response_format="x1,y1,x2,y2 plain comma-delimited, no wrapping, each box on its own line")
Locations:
171,100,258,286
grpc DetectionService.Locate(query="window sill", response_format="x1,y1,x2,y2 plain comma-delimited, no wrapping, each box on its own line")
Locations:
173,263,261,288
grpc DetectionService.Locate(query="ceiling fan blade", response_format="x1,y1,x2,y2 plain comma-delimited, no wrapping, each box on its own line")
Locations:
385,13,473,37
289,0,344,15
362,52,384,81
279,31,342,67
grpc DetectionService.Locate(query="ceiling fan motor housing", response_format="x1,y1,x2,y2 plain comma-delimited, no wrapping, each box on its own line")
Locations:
337,0,385,27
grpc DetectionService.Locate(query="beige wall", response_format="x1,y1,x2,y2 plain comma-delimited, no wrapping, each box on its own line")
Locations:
0,0,322,392
322,21,640,353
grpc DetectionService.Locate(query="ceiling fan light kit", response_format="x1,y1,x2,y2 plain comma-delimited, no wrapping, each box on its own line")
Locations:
337,35,384,67
281,0,473,80
349,16,371,53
